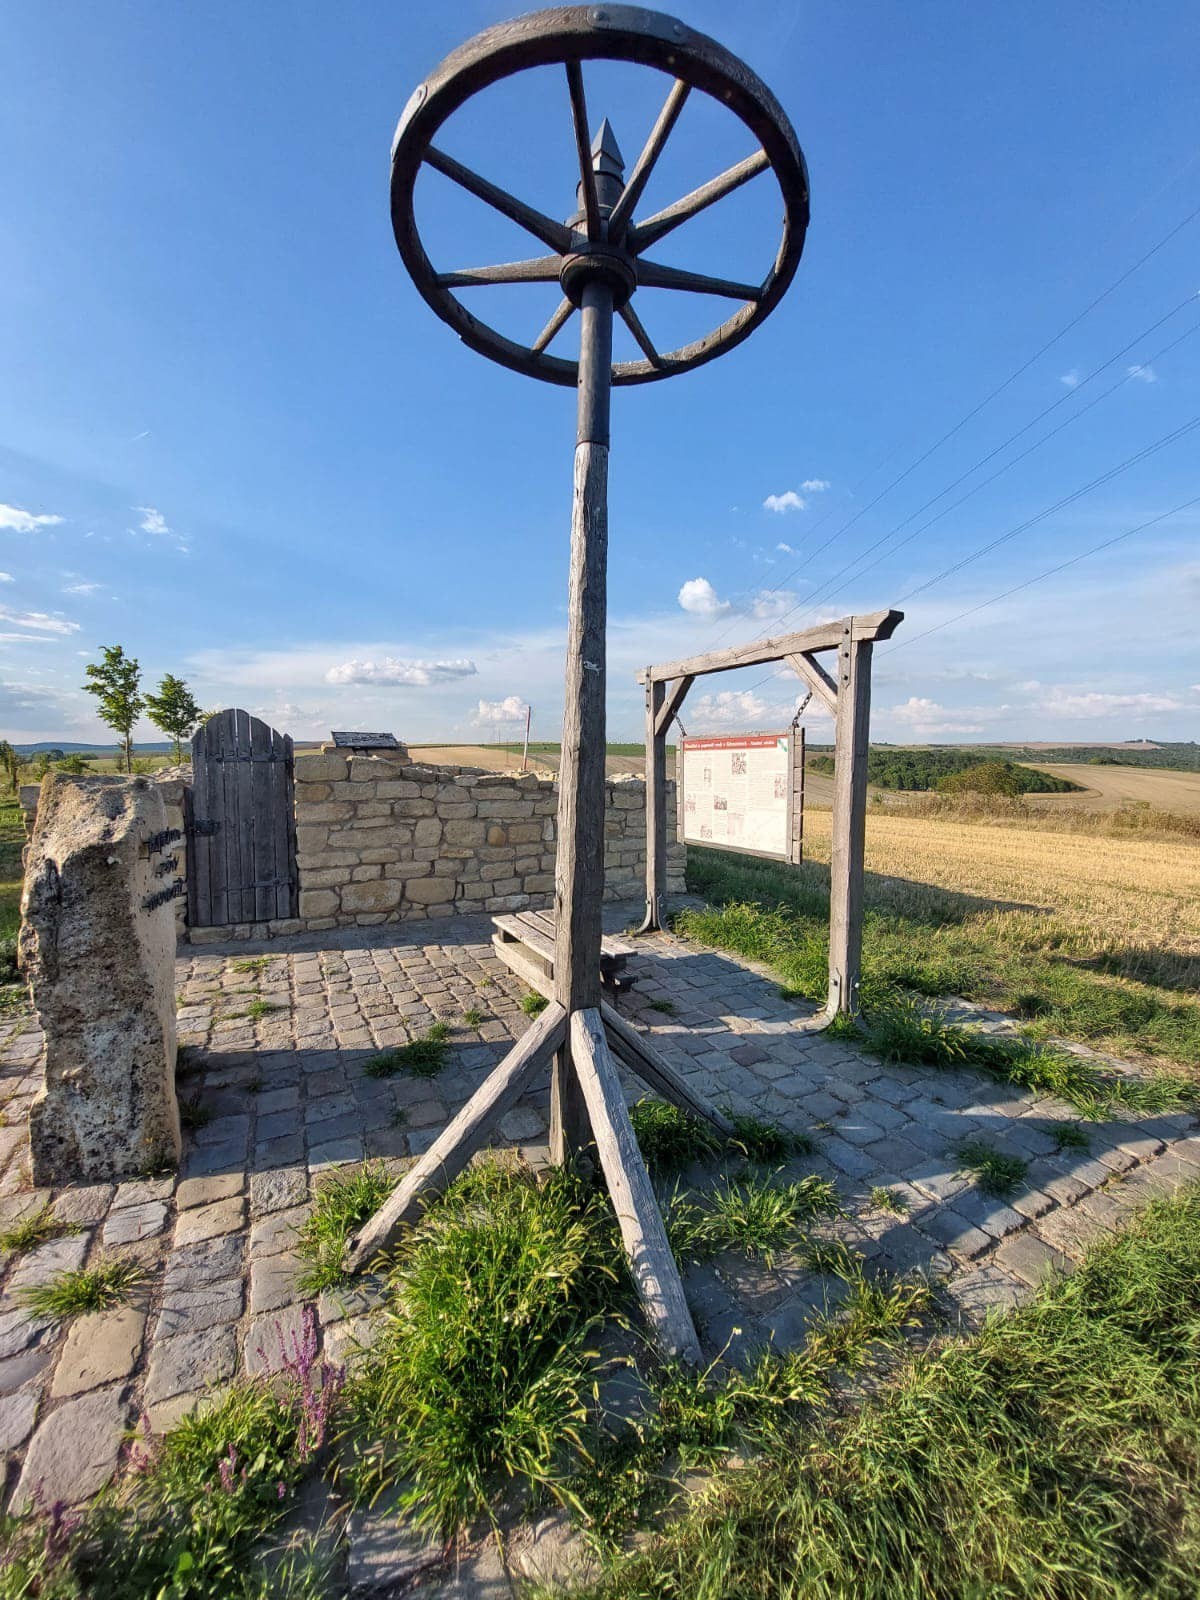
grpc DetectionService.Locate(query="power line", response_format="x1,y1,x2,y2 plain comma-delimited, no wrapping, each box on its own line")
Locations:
734,411,1200,697
703,195,1200,648
761,305,1200,628
882,494,1200,655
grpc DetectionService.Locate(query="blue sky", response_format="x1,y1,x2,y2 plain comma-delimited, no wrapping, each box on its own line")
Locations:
2,0,1198,748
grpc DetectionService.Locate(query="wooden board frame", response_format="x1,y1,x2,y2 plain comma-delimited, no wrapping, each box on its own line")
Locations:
636,609,902,1021
677,729,797,864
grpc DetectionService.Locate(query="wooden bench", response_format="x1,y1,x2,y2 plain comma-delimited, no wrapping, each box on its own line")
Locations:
492,909,638,1001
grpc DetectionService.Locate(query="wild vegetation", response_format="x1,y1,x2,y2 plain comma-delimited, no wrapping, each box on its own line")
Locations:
806,747,1080,793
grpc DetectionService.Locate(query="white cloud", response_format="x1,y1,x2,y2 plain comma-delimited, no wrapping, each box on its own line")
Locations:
63,581,102,596
0,606,79,636
1126,363,1158,384
474,694,528,726
678,577,731,618
750,589,799,621
775,542,795,555
324,656,477,687
0,573,12,583
0,633,54,644
1059,370,1080,388
134,506,170,536
800,478,831,493
0,503,64,534
690,689,769,727
891,696,986,736
763,490,805,514
1034,688,1182,718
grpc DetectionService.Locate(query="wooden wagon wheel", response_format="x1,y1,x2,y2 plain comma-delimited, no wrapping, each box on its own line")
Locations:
352,8,810,1365
389,4,810,386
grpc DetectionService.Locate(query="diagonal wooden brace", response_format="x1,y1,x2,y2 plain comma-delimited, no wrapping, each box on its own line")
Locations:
344,1000,567,1270
569,1008,701,1363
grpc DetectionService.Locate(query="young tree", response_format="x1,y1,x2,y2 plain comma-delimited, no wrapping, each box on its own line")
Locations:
144,673,203,763
0,742,19,793
82,645,144,773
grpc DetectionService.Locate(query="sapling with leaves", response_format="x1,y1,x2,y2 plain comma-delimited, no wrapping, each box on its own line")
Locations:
82,644,144,773
144,672,203,763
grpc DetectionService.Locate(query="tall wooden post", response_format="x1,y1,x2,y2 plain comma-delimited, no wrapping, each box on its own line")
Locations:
551,276,613,1155
641,676,667,932
828,620,873,1016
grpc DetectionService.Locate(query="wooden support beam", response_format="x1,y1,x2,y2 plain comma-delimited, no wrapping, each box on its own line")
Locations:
654,674,693,738
641,677,667,934
790,723,805,866
636,610,902,684
601,1002,734,1138
827,619,873,1017
786,651,837,716
345,1001,567,1269
570,1009,701,1363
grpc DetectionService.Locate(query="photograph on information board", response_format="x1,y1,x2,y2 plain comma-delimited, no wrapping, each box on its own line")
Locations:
680,732,796,862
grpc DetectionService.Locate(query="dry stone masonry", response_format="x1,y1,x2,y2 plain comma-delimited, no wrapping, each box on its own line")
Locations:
20,774,181,1183
291,750,682,933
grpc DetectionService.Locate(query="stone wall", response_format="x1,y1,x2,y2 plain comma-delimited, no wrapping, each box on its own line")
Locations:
19,755,685,941
290,750,685,932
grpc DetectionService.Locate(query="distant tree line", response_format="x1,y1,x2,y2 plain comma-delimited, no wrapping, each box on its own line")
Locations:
805,748,1082,794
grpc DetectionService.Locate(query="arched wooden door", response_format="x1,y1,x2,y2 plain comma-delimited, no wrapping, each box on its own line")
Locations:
186,708,297,927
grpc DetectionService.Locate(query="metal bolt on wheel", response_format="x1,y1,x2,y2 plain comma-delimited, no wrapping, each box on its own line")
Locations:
390,4,810,386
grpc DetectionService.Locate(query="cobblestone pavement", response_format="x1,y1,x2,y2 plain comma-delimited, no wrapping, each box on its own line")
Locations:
0,904,1197,1555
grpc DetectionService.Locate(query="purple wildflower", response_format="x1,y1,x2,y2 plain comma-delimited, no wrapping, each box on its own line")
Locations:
217,1445,239,1495
276,1304,345,1462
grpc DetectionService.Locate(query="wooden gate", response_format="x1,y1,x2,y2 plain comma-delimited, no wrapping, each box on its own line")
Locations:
187,708,298,927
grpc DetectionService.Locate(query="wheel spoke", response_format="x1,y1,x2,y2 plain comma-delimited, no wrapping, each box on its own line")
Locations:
533,297,575,353
636,258,763,301
424,146,572,254
565,60,602,240
628,149,771,252
436,256,563,288
618,302,662,367
607,79,690,240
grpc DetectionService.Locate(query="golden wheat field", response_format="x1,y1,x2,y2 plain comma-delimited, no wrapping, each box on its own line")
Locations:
1022,762,1200,814
800,805,1200,959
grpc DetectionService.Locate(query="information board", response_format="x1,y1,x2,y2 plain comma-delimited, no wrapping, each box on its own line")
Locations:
679,731,801,862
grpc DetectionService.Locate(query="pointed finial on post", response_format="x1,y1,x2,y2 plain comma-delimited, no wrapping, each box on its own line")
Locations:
580,117,624,214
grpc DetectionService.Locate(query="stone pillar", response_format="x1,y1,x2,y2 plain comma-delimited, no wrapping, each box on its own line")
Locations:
22,774,181,1184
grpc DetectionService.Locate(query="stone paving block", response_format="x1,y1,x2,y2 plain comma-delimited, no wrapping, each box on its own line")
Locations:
14,1384,129,1508
156,1278,244,1339
859,1134,926,1175
346,1488,445,1595
52,1305,146,1397
1010,1187,1056,1221
1031,1207,1094,1262
1075,1188,1135,1233
51,1184,113,1226
173,1196,245,1246
942,1265,1027,1328
917,1208,992,1260
821,1136,879,1180
950,1188,1025,1239
907,1159,970,1206
995,1231,1074,1287
8,1232,89,1291
251,1250,304,1313
103,1200,168,1246
0,1384,40,1453
112,1175,174,1209
176,1172,244,1210
0,1309,55,1362
0,1345,53,1397
163,1233,244,1291
309,1135,365,1168
244,1302,310,1377
145,1324,238,1406
195,1114,250,1148
184,1138,247,1179
254,1133,307,1169
249,1204,310,1257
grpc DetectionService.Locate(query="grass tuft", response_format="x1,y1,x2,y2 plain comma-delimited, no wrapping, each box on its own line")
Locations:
363,1027,450,1080
668,1173,839,1267
295,1161,395,1293
461,1007,485,1028
869,1185,908,1215
630,1099,721,1177
521,991,549,1017
178,1094,212,1130
957,1139,1028,1196
20,1255,145,1319
0,1204,74,1256
343,1158,623,1538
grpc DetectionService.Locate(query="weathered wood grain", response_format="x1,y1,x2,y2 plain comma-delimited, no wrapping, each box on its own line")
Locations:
637,610,902,683
828,623,873,1016
601,1002,734,1137
346,1000,568,1269
570,1009,701,1363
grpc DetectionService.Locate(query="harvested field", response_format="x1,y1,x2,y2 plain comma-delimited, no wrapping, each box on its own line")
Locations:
1020,761,1200,814
803,806,1200,958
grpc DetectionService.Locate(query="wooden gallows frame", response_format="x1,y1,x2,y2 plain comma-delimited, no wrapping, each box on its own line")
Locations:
348,5,811,1362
